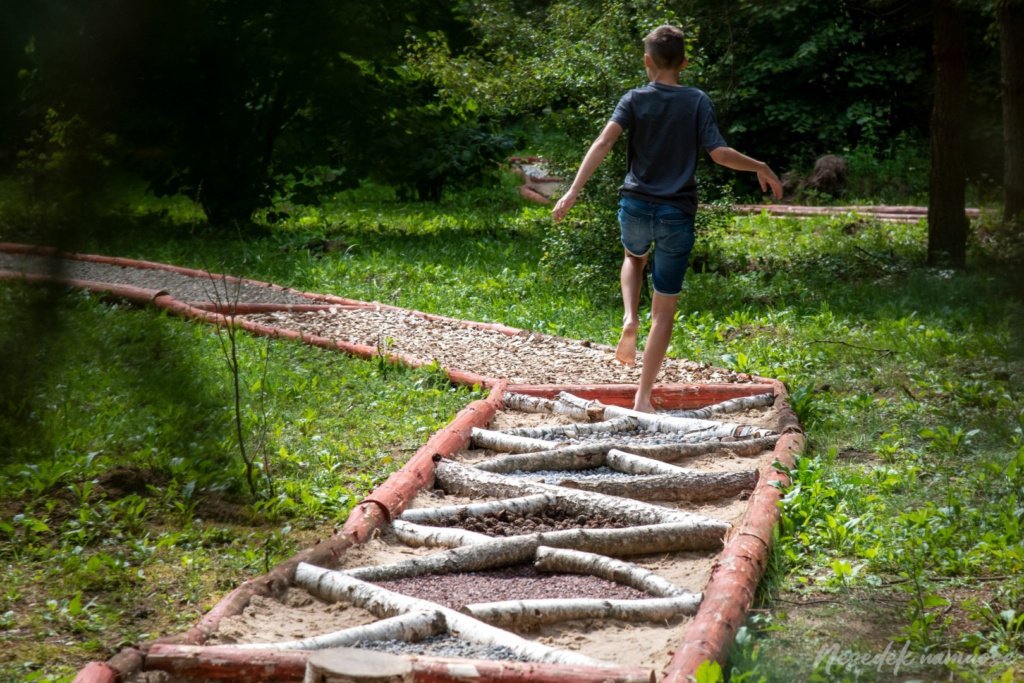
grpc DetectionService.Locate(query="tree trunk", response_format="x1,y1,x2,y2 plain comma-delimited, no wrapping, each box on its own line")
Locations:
927,0,970,267
1000,0,1024,225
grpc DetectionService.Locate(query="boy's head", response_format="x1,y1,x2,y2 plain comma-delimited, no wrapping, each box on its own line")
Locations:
644,25,687,70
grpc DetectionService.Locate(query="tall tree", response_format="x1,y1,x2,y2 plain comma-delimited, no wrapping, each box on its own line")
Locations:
999,0,1024,225
928,0,970,267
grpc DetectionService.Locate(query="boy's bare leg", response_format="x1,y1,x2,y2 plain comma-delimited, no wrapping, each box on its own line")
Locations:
616,251,647,365
633,292,678,412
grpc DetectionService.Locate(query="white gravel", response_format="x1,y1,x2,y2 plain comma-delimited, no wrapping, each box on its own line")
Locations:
0,249,746,386
245,308,745,386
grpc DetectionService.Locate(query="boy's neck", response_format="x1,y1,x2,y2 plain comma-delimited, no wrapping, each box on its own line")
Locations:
647,68,683,87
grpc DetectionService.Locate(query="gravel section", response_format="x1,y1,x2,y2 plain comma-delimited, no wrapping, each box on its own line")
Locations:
245,309,744,385
374,566,648,610
352,635,529,662
0,252,325,305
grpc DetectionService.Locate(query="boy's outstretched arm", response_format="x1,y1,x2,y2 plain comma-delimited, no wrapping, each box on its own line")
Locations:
708,146,784,199
552,121,623,221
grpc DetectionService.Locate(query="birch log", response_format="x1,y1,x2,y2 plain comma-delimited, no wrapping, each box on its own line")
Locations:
294,563,611,668
462,595,702,630
470,427,559,453
537,521,728,554
533,546,684,597
434,459,718,526
473,450,606,473
557,469,760,503
343,536,540,582
232,611,446,651
498,416,638,440
622,435,779,460
671,393,775,419
604,449,688,475
391,520,489,548
502,392,556,414
398,494,556,525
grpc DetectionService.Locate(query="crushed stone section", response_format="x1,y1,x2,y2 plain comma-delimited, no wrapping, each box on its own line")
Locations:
0,252,324,305
245,308,745,386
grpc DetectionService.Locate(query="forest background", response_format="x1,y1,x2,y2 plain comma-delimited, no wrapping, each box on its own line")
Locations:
1,1,1022,681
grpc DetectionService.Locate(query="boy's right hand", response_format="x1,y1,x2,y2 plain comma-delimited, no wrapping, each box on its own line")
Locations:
757,165,784,200
552,191,578,222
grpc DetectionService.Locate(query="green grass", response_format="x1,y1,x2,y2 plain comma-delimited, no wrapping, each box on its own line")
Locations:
1,179,1022,681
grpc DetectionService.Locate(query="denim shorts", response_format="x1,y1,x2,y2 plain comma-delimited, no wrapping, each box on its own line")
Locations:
618,195,696,296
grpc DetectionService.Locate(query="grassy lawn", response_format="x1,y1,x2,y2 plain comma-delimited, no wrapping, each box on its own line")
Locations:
1,180,1022,681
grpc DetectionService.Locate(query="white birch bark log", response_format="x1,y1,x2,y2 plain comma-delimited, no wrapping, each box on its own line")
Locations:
603,449,688,475
497,416,638,440
344,535,541,582
470,427,560,453
671,393,775,419
434,459,718,527
502,392,556,414
534,521,728,554
398,494,557,525
598,402,775,438
295,563,611,667
461,595,702,630
232,611,446,651
557,469,759,502
622,435,779,460
533,546,684,597
391,520,490,548
473,450,606,473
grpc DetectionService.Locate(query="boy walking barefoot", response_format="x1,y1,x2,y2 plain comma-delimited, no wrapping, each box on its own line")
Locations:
552,24,783,413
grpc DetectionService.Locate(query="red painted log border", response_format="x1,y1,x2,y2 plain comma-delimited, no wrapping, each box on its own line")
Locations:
0,245,801,683
661,377,804,682
145,644,656,683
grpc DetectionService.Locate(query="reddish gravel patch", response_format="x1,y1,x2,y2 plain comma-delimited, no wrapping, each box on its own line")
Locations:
374,565,649,609
427,508,632,536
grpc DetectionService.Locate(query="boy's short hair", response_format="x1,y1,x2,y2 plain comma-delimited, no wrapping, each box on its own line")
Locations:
644,25,686,70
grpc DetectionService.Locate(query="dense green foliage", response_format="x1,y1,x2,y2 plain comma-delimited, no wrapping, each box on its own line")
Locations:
0,0,1009,227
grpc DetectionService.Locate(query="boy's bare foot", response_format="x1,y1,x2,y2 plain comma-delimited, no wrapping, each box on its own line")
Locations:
632,398,654,413
615,325,638,366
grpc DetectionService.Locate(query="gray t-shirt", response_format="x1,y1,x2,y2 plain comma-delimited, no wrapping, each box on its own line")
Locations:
611,82,727,215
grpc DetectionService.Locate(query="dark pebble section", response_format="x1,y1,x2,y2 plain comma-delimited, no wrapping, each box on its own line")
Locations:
353,634,530,662
425,509,633,536
374,566,648,610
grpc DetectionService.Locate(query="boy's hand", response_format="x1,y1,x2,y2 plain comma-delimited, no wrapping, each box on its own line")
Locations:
757,165,784,200
552,191,578,222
